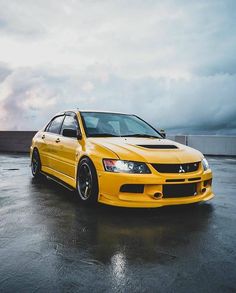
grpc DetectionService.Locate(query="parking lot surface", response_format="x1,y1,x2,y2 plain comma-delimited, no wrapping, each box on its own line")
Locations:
0,154,236,293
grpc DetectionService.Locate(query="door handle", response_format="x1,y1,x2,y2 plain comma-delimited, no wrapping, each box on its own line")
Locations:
55,138,60,143
42,134,45,139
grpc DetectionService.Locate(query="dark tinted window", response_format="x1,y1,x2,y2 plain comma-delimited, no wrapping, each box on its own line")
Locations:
47,116,64,134
61,115,78,135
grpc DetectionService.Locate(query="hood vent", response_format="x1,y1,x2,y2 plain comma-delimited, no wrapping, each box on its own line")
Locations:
137,144,178,149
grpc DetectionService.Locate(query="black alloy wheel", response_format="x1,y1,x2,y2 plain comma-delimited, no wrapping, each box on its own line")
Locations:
31,149,42,178
77,157,99,203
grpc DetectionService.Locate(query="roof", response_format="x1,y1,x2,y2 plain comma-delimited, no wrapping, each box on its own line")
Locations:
55,109,132,116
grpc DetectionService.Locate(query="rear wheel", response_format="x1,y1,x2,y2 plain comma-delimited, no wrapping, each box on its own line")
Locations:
31,149,42,178
77,157,99,204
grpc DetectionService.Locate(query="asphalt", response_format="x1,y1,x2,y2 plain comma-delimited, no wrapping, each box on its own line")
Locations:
0,154,236,293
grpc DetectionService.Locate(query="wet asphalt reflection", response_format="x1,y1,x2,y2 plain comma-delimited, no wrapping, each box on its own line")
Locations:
0,154,236,292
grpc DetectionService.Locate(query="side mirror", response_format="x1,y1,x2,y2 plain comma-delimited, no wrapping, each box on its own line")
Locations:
159,129,166,139
77,132,82,140
62,128,78,138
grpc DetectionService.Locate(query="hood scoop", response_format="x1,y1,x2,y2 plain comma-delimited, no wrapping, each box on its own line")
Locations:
137,144,178,149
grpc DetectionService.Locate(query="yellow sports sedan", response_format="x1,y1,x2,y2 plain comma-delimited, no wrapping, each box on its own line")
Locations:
30,110,214,207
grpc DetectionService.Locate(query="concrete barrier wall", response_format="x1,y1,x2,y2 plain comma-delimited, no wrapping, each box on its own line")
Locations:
0,131,235,156
0,131,36,153
167,135,236,156
187,135,236,156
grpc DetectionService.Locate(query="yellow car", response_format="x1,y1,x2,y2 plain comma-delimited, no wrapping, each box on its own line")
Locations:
30,110,214,207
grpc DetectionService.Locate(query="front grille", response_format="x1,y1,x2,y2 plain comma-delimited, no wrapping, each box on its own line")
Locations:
166,179,185,182
120,184,144,193
163,183,197,198
152,162,200,173
137,145,178,149
188,177,201,182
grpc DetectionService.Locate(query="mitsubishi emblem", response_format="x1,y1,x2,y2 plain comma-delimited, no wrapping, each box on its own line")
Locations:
179,165,185,173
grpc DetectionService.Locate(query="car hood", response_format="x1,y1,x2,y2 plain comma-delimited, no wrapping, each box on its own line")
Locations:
88,137,203,163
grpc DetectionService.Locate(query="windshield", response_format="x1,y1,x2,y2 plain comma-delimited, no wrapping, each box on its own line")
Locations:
80,112,162,138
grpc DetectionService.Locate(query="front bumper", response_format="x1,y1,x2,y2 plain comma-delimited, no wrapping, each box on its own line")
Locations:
97,167,214,208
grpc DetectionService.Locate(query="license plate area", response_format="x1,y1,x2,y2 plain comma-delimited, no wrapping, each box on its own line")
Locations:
163,183,197,198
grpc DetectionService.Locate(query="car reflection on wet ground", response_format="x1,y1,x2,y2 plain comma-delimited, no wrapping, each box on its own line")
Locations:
0,154,236,292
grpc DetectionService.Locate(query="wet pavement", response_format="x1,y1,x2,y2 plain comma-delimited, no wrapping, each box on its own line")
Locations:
0,154,236,293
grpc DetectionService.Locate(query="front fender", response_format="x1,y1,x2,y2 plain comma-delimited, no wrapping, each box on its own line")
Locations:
77,141,119,172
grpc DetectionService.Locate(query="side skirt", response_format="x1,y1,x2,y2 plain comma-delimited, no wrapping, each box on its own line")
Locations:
40,171,75,192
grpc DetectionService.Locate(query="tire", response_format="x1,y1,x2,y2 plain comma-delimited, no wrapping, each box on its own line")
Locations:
31,148,42,178
77,157,99,204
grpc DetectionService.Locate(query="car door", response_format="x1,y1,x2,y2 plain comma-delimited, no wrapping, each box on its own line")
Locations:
44,115,65,171
54,113,82,179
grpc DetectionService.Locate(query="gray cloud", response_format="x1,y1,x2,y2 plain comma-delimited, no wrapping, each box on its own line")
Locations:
0,64,235,133
0,0,235,133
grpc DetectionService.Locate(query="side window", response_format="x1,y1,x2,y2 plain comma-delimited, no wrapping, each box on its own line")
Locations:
47,116,64,134
61,115,78,135
45,123,51,132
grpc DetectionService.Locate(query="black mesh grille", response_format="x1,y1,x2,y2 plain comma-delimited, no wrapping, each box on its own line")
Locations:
163,183,197,198
152,162,200,173
120,184,144,193
138,145,178,149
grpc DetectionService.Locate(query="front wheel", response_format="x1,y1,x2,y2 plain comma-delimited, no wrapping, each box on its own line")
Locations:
31,149,42,178
77,157,99,204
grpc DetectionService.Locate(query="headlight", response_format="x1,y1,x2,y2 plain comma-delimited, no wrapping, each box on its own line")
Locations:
202,158,209,171
103,159,151,174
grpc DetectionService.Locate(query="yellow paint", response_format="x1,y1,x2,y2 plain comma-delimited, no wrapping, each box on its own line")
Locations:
30,111,214,208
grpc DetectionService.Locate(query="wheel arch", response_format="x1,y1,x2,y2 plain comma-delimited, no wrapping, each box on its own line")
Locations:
78,153,93,165
31,147,40,163
76,155,97,179
31,146,42,178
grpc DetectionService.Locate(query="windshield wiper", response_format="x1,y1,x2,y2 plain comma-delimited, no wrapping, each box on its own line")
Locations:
88,133,120,137
121,134,161,138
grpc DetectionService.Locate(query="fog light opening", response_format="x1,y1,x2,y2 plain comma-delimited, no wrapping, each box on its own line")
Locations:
153,192,162,199
202,188,206,193
204,179,212,187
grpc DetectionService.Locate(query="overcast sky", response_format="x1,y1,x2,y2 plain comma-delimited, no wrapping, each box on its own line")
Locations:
0,0,236,133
